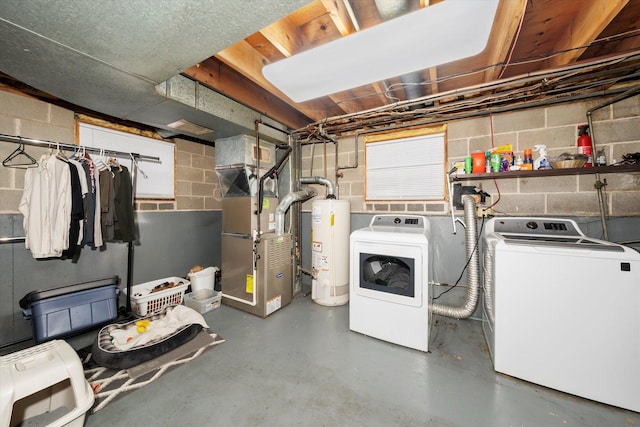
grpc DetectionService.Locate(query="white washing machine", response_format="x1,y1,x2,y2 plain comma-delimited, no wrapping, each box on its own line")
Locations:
350,215,431,351
482,217,640,412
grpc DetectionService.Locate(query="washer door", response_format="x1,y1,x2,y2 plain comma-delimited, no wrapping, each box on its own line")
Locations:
351,240,426,307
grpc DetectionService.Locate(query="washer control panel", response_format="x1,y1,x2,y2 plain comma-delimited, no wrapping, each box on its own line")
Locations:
488,217,582,237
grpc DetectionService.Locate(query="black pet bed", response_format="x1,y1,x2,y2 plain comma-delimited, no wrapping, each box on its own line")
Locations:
91,309,203,370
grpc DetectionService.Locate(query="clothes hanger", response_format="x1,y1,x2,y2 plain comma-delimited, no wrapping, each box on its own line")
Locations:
94,148,107,171
108,156,122,172
2,142,39,168
129,153,148,179
94,149,115,177
55,143,69,162
68,145,79,160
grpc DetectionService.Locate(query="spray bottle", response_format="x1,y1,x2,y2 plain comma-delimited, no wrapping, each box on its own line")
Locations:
533,144,550,170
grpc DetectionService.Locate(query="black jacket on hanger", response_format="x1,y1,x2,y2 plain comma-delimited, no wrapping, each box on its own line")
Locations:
112,165,136,242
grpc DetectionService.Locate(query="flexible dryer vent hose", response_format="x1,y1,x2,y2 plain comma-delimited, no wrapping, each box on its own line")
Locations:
429,195,480,319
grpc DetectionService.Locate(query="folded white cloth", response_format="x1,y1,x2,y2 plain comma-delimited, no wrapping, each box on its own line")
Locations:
110,305,209,351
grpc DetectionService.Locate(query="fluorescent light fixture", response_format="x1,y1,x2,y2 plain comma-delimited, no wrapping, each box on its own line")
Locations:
263,0,499,103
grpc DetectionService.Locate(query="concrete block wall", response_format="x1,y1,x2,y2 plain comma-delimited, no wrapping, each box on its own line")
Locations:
449,96,640,216
0,90,220,214
302,95,640,216
137,138,221,211
0,90,75,213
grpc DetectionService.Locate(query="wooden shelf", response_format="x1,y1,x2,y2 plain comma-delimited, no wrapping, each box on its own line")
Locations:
451,163,640,181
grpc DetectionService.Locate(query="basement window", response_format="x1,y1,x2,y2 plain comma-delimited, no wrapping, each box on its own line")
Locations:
365,125,446,201
78,122,175,199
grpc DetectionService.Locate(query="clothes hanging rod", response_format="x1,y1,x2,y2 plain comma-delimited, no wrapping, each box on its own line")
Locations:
0,133,160,162
0,236,26,244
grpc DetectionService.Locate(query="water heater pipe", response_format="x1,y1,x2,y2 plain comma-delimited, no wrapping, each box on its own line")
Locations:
275,187,317,235
300,176,336,198
429,195,480,319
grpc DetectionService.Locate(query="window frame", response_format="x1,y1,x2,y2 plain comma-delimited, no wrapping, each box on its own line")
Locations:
364,125,447,202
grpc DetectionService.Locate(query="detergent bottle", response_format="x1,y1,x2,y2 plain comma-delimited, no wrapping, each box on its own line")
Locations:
533,144,550,170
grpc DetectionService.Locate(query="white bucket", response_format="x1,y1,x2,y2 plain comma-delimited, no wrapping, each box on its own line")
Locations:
188,266,218,292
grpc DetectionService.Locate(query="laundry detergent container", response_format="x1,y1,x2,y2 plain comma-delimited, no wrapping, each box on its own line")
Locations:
188,267,219,293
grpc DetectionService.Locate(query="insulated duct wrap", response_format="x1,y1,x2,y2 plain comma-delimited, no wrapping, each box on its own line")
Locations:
275,188,317,235
429,195,480,319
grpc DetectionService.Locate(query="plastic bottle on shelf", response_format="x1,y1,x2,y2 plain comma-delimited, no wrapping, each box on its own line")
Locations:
533,145,550,170
596,148,607,167
523,148,533,163
512,154,523,171
471,151,486,173
521,148,533,170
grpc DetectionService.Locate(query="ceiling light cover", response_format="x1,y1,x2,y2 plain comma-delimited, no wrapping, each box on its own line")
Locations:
263,0,500,103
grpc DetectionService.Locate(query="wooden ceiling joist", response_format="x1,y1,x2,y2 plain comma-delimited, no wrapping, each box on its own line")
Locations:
547,0,630,69
184,0,640,135
182,58,311,129
215,40,338,121
320,0,356,36
482,0,528,82
260,18,306,59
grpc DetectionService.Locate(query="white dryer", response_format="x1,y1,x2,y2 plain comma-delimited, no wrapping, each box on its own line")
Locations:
482,217,640,412
350,215,431,351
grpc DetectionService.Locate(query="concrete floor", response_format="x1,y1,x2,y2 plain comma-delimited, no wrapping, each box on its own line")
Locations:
78,295,638,427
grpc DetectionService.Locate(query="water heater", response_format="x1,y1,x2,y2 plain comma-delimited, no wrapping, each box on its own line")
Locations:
311,198,350,306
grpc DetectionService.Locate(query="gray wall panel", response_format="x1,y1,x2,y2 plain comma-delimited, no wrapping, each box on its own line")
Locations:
132,211,222,284
1,209,635,346
0,210,222,346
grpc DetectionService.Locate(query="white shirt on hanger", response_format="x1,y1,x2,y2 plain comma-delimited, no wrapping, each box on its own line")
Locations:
19,154,72,258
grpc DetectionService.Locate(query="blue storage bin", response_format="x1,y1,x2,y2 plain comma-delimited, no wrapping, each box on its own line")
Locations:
19,277,120,343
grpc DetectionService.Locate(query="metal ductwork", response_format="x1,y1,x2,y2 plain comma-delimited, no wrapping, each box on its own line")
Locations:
374,0,424,101
275,188,317,235
155,75,289,142
0,0,309,142
300,176,336,199
429,195,480,319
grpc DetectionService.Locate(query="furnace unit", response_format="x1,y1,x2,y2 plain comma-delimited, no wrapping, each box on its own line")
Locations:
215,134,293,318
